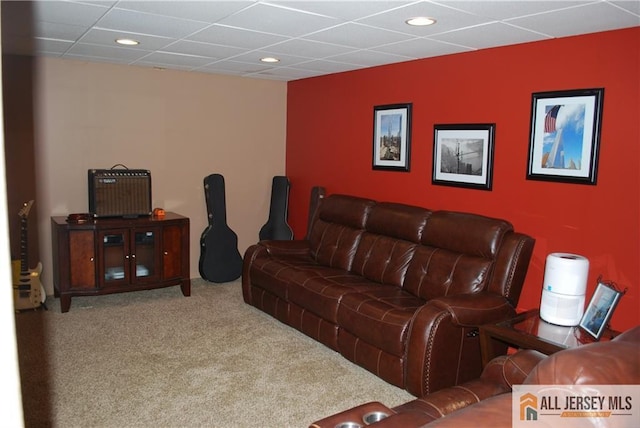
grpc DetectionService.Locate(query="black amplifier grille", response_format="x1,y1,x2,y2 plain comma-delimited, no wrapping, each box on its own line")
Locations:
88,169,152,217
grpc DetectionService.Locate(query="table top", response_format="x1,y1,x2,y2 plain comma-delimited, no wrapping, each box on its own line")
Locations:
493,309,617,351
52,212,187,226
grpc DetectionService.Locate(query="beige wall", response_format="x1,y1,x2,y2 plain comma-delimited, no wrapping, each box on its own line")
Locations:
33,57,287,294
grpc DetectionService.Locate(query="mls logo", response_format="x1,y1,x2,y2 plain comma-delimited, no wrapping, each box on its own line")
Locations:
520,393,538,421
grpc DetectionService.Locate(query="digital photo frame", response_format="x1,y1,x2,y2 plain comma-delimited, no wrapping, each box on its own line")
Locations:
579,281,622,340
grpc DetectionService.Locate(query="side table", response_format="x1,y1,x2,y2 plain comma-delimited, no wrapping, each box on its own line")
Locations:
479,309,618,367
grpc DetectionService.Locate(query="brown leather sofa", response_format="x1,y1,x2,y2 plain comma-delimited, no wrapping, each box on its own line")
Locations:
310,325,640,427
242,194,535,396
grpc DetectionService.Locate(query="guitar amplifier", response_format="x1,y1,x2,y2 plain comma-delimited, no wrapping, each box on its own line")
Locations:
88,169,152,218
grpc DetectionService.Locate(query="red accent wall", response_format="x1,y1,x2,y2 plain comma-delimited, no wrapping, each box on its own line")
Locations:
285,28,639,332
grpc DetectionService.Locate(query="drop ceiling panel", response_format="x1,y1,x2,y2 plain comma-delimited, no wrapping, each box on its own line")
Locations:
252,67,322,80
96,8,211,39
161,40,246,59
66,43,151,62
357,1,492,35
134,51,215,68
288,59,363,73
36,39,74,55
262,39,354,59
198,60,272,74
33,1,110,26
611,1,640,15
187,24,288,50
430,22,549,50
271,1,414,21
434,1,594,21
80,28,173,51
372,37,472,59
303,22,415,49
34,21,88,41
113,0,253,23
508,2,640,37
215,2,342,37
327,49,415,67
1,0,637,81
227,50,312,67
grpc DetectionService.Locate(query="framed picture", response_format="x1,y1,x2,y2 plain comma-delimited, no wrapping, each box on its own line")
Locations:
527,88,604,184
579,281,622,340
372,103,412,171
432,123,495,190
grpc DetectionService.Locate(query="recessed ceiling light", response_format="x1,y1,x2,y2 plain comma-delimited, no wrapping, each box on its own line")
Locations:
260,57,280,63
405,17,436,26
115,38,140,46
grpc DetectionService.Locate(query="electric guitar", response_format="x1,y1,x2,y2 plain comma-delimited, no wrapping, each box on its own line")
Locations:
12,200,44,311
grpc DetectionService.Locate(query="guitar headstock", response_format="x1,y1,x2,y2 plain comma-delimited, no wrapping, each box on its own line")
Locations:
18,200,35,218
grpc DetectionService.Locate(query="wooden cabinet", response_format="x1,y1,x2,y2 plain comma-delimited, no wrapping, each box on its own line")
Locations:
51,213,190,312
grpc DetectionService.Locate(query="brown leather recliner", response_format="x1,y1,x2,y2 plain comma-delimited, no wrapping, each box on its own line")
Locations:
310,325,640,428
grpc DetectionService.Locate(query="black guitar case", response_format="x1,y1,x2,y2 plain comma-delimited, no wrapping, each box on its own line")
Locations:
199,174,243,283
305,186,325,239
259,176,294,241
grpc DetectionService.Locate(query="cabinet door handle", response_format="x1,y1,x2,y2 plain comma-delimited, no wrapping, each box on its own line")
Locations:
90,257,94,262
131,254,136,258
125,255,129,259
164,251,168,256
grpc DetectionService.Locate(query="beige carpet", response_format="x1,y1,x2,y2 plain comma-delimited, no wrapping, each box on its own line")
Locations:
15,279,413,427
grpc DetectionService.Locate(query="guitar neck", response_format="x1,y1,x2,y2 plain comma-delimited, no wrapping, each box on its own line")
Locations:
19,216,28,273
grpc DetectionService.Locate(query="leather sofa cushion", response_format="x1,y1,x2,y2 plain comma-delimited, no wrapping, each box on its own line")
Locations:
247,253,317,300
351,233,417,287
365,202,431,242
286,267,382,323
349,203,429,288
422,211,512,258
308,195,375,271
404,245,491,300
401,210,510,300
337,286,425,356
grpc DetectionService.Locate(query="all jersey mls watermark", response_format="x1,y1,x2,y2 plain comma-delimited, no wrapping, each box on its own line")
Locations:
513,385,639,427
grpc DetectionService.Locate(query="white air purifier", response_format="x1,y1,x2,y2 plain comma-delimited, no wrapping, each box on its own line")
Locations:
539,253,589,326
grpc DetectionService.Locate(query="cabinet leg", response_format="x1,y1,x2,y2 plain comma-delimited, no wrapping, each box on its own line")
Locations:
60,295,71,313
180,279,191,297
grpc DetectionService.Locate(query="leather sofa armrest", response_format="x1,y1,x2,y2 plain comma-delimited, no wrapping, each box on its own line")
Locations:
241,241,313,304
428,293,516,327
424,393,514,427
392,355,513,421
502,349,546,387
257,239,311,256
404,294,516,396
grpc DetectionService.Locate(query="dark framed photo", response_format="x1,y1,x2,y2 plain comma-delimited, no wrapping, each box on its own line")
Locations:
432,123,495,190
579,281,622,340
527,88,604,184
372,103,412,171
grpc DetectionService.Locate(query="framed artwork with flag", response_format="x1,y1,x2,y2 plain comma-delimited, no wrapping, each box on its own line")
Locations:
527,88,604,184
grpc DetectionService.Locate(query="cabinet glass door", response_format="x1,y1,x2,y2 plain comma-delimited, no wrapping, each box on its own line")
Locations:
133,228,159,282
102,231,127,284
